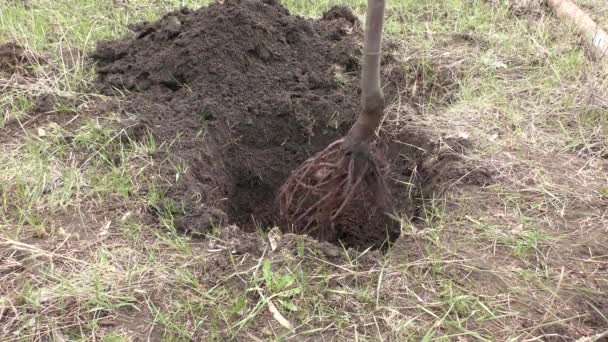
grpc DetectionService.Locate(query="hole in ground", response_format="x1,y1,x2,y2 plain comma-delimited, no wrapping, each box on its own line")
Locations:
92,0,491,250
221,128,449,251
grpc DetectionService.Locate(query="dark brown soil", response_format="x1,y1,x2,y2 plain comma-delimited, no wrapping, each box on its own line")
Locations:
0,42,41,75
0,42,26,73
91,0,491,250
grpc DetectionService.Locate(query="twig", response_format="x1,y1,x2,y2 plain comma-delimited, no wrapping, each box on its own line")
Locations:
267,298,294,331
0,238,85,264
575,329,608,342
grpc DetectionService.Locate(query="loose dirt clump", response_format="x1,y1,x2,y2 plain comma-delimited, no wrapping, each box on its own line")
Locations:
0,42,27,73
0,42,41,75
92,0,489,250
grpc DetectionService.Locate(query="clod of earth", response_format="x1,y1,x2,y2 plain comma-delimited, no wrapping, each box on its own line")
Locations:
0,42,39,74
91,0,490,250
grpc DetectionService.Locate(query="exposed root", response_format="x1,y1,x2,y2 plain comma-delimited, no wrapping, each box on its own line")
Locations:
277,138,391,242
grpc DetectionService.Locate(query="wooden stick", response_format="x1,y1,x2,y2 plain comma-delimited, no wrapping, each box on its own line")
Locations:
546,0,608,61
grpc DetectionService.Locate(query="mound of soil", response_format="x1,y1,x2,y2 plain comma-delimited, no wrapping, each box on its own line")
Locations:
91,0,490,249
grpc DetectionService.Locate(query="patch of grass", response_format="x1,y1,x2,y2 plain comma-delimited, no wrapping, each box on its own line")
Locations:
1,137,72,215
101,332,130,342
0,116,155,239
511,227,549,258
4,246,150,339
0,91,35,128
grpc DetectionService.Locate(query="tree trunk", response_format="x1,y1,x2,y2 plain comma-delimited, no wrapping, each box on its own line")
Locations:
345,0,386,150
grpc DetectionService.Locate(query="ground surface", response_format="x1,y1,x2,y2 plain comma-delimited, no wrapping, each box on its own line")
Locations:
1,0,607,341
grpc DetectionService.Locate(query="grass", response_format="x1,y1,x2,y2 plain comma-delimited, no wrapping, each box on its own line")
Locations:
1,0,608,340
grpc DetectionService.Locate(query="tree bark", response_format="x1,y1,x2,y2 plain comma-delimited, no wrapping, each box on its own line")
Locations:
345,0,386,149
